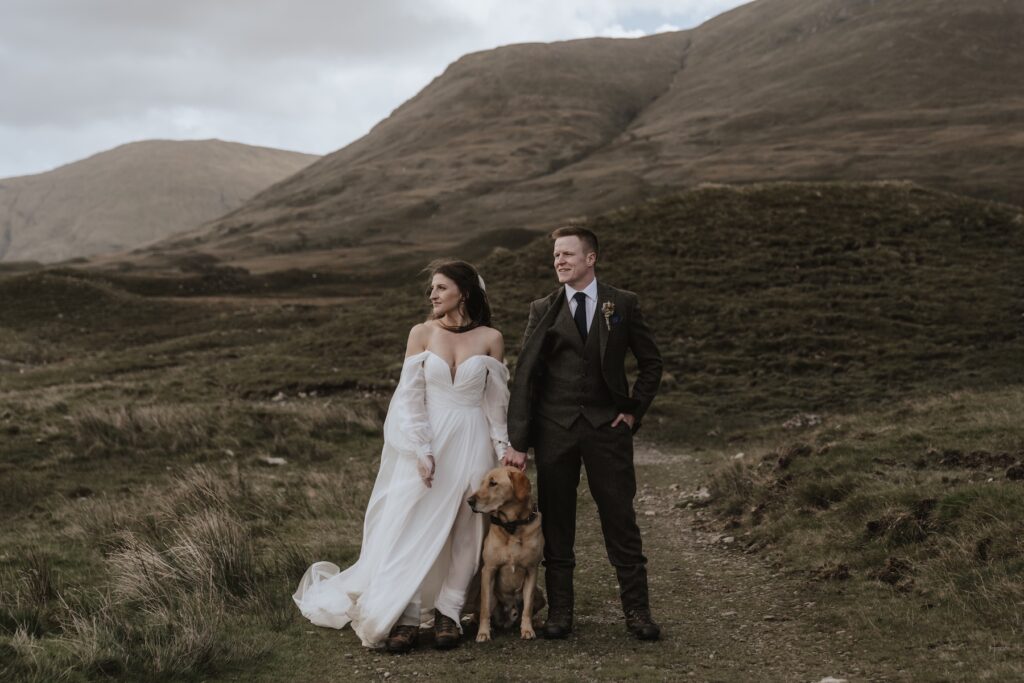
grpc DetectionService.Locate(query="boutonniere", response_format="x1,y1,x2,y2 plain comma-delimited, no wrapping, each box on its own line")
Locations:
601,301,615,330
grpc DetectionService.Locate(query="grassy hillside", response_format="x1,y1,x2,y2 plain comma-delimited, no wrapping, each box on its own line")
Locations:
26,181,1019,427
706,384,1024,633
489,181,1024,439
1,181,1022,679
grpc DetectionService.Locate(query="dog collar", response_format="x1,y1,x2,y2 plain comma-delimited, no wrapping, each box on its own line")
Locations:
489,510,538,535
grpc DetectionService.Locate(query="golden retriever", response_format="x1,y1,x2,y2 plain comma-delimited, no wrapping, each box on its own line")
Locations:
466,466,546,641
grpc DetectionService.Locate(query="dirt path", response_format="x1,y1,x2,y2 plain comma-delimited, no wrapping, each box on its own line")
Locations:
627,445,864,681
222,443,878,682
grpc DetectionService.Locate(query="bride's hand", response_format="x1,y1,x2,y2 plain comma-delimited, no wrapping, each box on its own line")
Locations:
417,453,435,488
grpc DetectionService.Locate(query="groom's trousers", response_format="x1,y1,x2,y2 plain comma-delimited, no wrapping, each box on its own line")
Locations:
534,413,650,614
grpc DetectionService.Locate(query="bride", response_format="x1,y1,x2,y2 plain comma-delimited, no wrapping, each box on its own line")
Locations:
293,259,509,653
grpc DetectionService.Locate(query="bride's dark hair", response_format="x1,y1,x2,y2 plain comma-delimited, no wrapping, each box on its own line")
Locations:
425,259,492,331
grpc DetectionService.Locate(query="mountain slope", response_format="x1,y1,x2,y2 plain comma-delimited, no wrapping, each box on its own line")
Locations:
0,140,318,263
154,34,687,268
145,0,1023,271
584,0,1024,197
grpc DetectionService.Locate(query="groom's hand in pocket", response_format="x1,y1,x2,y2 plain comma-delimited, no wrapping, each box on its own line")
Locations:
503,447,528,471
611,413,636,430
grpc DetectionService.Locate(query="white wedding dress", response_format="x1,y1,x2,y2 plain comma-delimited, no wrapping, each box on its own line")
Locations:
293,350,509,648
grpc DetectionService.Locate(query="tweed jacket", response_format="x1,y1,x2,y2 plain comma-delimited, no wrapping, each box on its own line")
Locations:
507,281,663,452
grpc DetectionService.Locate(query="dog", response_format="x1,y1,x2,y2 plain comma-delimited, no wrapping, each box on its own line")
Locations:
466,466,546,641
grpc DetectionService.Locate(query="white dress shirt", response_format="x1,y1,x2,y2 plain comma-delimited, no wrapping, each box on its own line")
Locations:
565,278,598,332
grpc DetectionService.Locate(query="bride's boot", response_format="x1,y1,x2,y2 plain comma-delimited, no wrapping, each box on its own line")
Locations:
385,624,419,654
433,609,460,650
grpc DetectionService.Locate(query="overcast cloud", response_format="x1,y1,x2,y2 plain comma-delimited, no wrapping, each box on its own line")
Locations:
0,0,748,178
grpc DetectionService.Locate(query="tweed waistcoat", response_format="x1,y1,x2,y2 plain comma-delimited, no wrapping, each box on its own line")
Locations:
536,296,617,429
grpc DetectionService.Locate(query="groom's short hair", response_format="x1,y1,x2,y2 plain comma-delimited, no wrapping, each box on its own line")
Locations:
550,226,599,256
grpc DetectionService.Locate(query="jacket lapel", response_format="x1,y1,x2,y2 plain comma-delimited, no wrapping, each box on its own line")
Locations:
520,287,565,357
596,281,613,363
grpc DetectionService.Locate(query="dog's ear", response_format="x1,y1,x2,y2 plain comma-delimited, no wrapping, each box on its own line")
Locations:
510,469,530,502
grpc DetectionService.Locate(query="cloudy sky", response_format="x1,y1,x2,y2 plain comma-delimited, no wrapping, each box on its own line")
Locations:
1,0,749,179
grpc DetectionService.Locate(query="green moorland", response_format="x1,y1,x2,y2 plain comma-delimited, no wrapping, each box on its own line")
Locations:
1,181,1022,680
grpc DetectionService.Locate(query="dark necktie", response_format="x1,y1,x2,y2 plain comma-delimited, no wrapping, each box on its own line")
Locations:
573,291,588,341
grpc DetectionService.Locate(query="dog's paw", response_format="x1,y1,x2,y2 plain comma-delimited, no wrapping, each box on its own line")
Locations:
476,629,491,643
520,626,536,640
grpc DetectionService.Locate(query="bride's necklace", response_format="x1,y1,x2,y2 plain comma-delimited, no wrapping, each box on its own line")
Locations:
438,314,477,334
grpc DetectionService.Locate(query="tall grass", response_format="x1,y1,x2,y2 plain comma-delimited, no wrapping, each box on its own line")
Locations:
0,627,72,682
70,404,216,457
1,460,376,681
926,490,1024,629
0,553,58,638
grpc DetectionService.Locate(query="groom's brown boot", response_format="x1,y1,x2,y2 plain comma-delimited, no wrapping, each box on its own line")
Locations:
541,569,574,639
540,606,573,639
625,608,661,641
619,566,660,640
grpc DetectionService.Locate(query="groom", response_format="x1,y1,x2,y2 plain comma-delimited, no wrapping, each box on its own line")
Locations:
503,226,663,641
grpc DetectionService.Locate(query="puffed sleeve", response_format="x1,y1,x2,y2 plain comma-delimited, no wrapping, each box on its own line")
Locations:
481,358,510,461
382,352,433,459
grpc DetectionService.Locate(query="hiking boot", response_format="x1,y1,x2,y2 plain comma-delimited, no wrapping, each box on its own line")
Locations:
543,568,574,639
385,624,419,654
433,609,460,650
625,608,661,641
540,607,573,639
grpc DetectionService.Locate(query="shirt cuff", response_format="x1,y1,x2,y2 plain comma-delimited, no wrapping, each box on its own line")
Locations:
491,439,508,460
